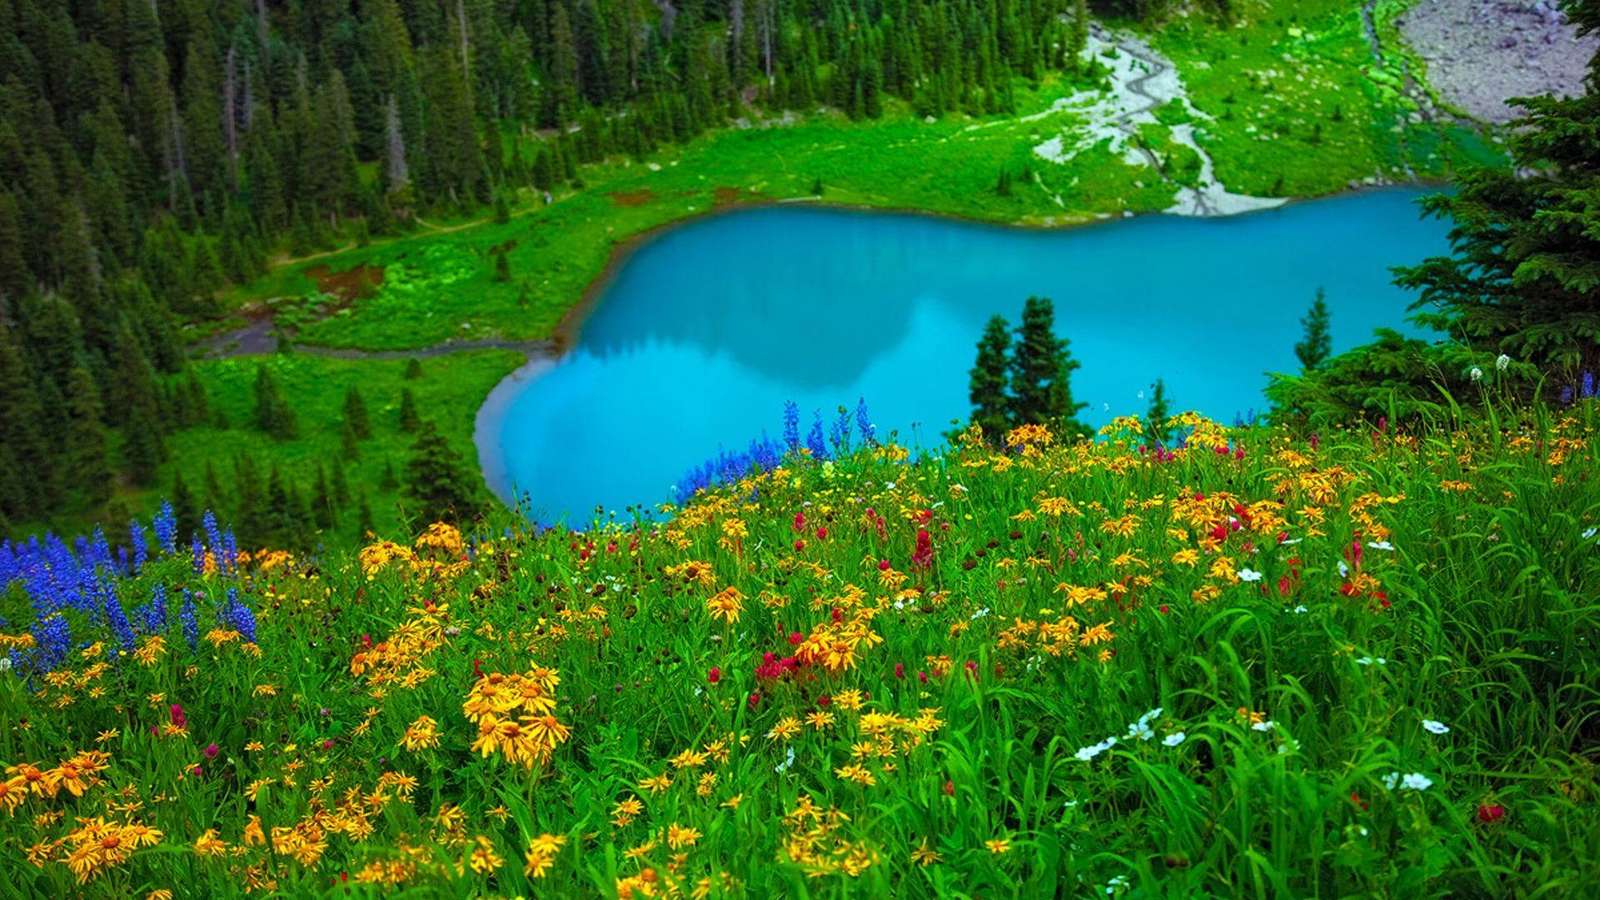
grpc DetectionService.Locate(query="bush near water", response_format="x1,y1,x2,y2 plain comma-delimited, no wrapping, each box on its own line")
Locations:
4,403,1599,896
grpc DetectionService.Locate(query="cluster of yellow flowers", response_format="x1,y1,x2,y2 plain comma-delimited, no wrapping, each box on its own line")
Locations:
781,795,879,877
49,816,163,883
1,750,112,813
348,603,450,695
462,667,571,768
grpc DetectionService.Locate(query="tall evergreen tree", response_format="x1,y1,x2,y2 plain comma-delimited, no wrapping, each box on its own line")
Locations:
404,420,479,525
1145,378,1172,446
64,365,114,504
1394,3,1600,373
253,365,299,440
1008,296,1087,436
343,386,372,438
398,386,420,432
968,314,1012,441
1295,288,1332,370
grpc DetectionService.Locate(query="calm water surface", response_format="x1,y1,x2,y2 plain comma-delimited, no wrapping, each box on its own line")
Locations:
481,189,1451,522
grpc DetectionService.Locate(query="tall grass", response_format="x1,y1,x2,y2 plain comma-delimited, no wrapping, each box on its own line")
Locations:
2,404,1597,896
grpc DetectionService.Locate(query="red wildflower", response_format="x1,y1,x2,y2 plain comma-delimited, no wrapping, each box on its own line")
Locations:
911,529,934,569
1476,803,1506,824
707,667,721,684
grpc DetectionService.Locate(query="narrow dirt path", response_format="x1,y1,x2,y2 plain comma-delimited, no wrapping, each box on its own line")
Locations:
195,317,557,363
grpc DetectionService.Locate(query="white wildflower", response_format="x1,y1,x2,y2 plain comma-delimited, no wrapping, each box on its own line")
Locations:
1421,719,1450,735
1400,772,1433,791
1366,540,1394,551
1470,366,1483,382
1237,567,1263,583
1251,720,1276,733
1162,732,1186,747
1496,353,1510,371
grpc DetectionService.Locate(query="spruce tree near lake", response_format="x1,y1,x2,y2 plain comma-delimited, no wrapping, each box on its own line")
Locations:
405,420,480,526
1145,378,1173,446
1296,288,1332,369
1394,0,1600,374
969,315,1013,441
1009,296,1089,437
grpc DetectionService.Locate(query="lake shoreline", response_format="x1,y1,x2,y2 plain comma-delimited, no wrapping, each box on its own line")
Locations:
479,184,1454,517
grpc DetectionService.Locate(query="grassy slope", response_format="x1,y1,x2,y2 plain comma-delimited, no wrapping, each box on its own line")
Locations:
128,352,521,544
4,408,1597,895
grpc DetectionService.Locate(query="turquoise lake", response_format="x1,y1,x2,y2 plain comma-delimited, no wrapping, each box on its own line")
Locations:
479,188,1453,523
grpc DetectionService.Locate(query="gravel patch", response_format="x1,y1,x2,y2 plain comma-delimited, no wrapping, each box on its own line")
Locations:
1397,0,1597,123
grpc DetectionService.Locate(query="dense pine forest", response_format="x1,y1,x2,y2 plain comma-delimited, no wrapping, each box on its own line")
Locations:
1,0,1163,538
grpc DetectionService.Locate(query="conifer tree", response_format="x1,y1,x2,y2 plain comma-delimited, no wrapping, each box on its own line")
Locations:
342,418,362,460
313,466,337,530
1145,378,1172,446
343,386,372,438
253,365,298,440
398,387,420,432
969,315,1012,441
64,365,114,504
1295,288,1332,370
404,420,479,525
1008,296,1087,436
171,470,202,541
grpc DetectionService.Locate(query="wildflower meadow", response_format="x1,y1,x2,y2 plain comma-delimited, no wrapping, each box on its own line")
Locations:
3,406,1599,897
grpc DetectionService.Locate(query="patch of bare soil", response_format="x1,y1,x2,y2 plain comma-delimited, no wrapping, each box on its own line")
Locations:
608,188,656,207
305,263,385,304
1397,0,1597,123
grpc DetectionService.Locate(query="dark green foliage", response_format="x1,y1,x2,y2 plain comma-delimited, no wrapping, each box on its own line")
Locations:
343,387,372,439
1145,378,1172,446
1393,8,1600,373
995,169,1013,197
1008,296,1089,437
252,366,298,440
1265,329,1501,427
493,248,512,283
1296,288,1332,370
404,359,423,380
342,419,362,460
64,366,114,505
969,315,1013,441
404,420,480,525
398,387,420,433
171,470,202,541
811,177,824,196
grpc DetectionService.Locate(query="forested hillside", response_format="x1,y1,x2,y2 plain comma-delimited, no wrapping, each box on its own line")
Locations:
0,0,1123,535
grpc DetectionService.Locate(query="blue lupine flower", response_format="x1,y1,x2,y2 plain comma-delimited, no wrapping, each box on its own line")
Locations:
129,521,147,573
1584,371,1596,399
141,585,168,634
1562,385,1575,405
856,397,875,446
806,411,828,460
222,531,238,573
783,401,801,452
153,501,177,553
192,534,205,574
28,615,72,674
203,510,223,554
180,591,199,649
102,579,136,652
221,589,257,643
830,406,852,455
